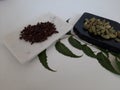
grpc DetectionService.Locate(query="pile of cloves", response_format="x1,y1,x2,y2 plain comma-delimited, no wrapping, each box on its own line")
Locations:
84,17,120,42
20,21,58,44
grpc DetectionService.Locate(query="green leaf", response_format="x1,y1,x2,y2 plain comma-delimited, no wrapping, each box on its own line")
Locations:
66,31,72,35
68,36,95,58
82,44,96,58
97,47,109,57
68,36,83,50
111,52,120,59
38,50,56,72
96,52,119,75
55,40,81,58
66,18,70,23
115,57,120,70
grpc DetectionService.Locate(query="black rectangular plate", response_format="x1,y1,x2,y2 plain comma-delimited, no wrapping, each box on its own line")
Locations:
73,12,120,53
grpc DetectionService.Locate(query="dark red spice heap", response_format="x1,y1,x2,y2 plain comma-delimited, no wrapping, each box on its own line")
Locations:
20,22,58,44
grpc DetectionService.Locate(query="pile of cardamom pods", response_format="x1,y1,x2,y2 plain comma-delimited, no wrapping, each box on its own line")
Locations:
83,17,120,42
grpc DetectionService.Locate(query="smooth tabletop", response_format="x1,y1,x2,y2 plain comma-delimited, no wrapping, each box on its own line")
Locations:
1,0,120,90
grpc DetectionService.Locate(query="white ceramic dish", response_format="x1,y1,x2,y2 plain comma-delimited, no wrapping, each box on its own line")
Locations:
3,13,72,64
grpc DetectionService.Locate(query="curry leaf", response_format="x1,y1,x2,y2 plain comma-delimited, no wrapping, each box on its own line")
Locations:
38,50,56,72
97,47,109,57
66,31,72,35
68,36,83,50
55,40,81,58
66,18,70,23
111,52,120,59
68,36,95,58
96,52,120,75
82,44,96,58
115,57,120,71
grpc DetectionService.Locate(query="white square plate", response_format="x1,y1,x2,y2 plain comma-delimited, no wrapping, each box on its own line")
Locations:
3,13,72,64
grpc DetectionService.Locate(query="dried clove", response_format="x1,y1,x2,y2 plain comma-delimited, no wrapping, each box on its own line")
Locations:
20,22,58,44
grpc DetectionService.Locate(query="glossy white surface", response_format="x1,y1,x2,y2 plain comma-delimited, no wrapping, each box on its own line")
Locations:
1,0,120,90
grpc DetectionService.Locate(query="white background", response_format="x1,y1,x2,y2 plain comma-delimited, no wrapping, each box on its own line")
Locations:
0,0,120,90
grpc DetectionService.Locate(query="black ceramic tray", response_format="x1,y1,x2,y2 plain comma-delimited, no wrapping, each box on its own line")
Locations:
73,12,120,53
